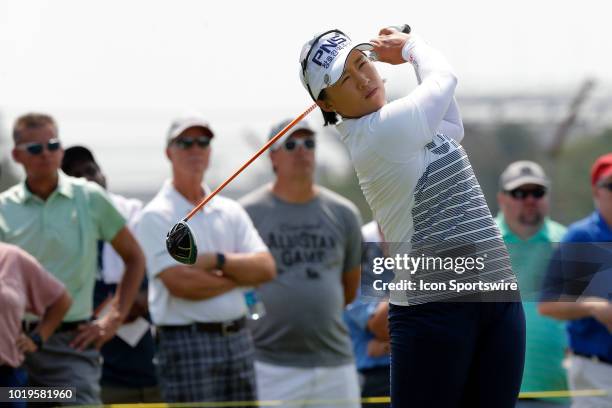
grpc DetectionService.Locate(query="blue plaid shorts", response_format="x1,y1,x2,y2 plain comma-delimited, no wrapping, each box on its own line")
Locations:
157,326,257,404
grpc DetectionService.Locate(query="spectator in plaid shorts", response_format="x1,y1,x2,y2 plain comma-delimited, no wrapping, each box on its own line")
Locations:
136,113,276,403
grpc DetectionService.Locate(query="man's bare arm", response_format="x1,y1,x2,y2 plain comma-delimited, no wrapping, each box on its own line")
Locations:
158,265,237,301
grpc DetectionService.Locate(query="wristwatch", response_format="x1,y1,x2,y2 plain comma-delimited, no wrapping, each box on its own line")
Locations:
29,332,43,350
216,253,226,270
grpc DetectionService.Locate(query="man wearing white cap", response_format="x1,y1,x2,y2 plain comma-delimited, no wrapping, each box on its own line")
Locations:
298,26,524,407
135,114,276,403
240,119,362,407
496,161,569,407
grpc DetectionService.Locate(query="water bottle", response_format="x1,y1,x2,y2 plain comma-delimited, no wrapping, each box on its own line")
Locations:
244,289,266,320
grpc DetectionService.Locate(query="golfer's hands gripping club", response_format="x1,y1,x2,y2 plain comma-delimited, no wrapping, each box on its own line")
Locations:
370,24,411,65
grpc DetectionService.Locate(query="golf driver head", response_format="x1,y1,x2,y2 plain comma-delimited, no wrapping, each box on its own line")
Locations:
166,220,198,264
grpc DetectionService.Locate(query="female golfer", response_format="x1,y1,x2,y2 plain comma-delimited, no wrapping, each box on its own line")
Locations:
298,27,525,407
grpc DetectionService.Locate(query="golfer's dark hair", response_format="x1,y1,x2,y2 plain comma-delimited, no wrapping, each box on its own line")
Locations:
13,113,58,143
317,89,339,126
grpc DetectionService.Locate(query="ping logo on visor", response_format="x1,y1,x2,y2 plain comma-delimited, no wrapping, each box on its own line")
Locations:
300,29,372,101
311,32,349,68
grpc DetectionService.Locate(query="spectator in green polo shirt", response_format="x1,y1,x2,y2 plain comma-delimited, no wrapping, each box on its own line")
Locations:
496,161,568,408
0,113,145,406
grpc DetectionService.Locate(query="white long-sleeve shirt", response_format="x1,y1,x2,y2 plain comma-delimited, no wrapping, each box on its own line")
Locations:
337,36,516,305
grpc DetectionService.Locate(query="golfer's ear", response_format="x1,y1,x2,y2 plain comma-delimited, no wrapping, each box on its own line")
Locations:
165,147,172,161
316,99,334,113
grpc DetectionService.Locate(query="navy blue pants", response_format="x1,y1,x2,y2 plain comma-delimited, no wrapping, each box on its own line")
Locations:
389,301,525,408
0,365,28,408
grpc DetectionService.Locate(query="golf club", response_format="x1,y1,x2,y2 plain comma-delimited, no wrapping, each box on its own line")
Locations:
165,24,411,264
367,24,411,62
166,103,317,264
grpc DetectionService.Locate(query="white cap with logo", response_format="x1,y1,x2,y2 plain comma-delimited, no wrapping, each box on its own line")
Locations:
268,118,315,151
499,161,550,191
299,30,373,101
166,113,214,145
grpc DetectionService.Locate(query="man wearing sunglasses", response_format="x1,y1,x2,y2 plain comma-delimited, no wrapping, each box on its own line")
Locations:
497,161,558,240
495,161,569,408
539,153,612,408
0,113,145,405
135,113,275,403
240,119,362,407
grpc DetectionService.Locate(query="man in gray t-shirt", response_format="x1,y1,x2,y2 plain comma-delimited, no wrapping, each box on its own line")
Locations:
240,119,362,407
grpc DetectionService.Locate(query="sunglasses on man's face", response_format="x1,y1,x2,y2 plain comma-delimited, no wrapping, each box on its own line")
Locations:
597,182,612,192
506,187,547,200
173,136,211,150
281,138,316,152
16,139,62,155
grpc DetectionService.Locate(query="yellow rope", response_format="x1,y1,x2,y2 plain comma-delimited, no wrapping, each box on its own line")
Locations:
80,389,608,408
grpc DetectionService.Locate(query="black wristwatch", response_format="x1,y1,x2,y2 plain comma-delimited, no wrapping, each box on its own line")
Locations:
29,332,44,350
216,253,226,270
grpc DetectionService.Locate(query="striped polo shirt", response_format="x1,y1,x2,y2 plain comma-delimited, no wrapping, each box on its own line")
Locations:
338,102,517,305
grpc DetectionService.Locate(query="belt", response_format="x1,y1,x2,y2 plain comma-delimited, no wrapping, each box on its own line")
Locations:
158,317,246,336
22,319,90,333
572,351,612,365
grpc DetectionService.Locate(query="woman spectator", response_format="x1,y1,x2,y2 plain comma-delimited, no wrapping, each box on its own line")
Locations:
0,242,71,407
